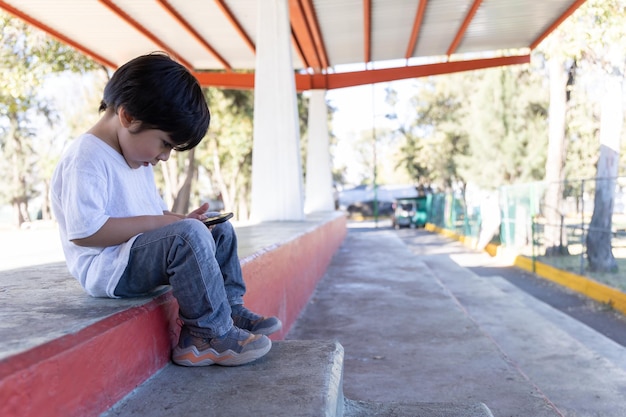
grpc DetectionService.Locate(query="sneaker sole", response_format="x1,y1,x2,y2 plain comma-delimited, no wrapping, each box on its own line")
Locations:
172,339,272,367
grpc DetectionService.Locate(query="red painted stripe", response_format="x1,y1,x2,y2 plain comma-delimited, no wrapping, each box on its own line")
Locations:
0,292,179,417
242,214,347,340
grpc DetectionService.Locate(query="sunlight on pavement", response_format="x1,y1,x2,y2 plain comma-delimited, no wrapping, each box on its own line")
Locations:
0,222,65,271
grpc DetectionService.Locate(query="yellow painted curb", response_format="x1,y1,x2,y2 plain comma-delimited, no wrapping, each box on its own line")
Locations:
425,224,479,247
425,223,626,316
514,256,626,316
484,243,499,257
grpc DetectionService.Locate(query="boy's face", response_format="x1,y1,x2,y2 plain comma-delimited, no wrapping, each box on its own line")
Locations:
118,123,174,169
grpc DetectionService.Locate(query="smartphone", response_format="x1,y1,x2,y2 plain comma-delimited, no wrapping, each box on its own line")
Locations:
202,212,234,227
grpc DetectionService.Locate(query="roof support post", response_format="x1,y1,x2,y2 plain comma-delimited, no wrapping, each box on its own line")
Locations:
304,90,335,213
250,0,304,221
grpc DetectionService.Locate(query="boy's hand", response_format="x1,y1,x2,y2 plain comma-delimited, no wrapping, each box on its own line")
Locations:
186,202,210,220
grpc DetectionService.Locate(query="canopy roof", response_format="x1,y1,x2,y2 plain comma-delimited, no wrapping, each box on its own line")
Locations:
0,0,586,90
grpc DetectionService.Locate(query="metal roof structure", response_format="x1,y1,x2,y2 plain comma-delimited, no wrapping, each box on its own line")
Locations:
0,0,587,90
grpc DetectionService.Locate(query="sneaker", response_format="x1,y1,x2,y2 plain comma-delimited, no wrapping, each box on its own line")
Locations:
231,305,283,336
172,325,271,367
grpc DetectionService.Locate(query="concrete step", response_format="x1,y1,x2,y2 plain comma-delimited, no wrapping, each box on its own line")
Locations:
101,340,346,417
424,252,626,416
102,340,493,417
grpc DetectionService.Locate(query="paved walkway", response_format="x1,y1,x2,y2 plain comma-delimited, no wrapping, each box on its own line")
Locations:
287,222,626,417
0,222,64,271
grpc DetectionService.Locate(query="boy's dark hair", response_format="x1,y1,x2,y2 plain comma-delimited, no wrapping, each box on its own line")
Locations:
99,52,210,151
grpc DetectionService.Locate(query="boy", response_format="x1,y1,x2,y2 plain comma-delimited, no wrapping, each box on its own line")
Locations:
50,52,281,367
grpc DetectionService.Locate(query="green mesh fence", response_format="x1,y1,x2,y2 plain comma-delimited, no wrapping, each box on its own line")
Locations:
427,178,626,292
428,192,480,238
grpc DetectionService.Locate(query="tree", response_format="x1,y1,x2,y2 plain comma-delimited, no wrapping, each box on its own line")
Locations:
0,12,99,227
391,74,470,190
161,148,197,214
391,65,548,193
199,88,255,219
582,0,626,272
457,65,548,189
587,75,622,272
541,47,575,256
564,82,600,185
542,0,626,272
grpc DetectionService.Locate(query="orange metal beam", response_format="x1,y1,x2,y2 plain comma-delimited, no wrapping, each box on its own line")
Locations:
290,0,322,70
192,71,255,90
192,55,530,91
530,0,588,49
98,0,192,69
405,0,428,60
363,0,372,64
298,55,531,91
300,0,329,69
446,0,483,56
0,0,116,68
214,0,255,54
157,0,232,71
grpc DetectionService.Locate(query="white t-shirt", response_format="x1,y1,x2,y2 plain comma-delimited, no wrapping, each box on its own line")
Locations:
51,133,167,297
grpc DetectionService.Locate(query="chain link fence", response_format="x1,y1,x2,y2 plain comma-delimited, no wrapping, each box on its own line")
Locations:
426,177,626,292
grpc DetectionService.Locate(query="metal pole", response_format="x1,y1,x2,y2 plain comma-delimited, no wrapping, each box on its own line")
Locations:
580,179,585,275
371,80,378,227
531,215,536,274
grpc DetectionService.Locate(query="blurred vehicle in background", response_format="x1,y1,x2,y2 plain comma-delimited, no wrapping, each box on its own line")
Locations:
338,185,421,218
391,196,429,229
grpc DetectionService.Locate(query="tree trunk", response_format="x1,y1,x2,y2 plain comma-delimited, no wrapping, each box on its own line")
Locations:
162,149,196,214
171,149,196,214
237,187,250,221
12,200,29,226
40,180,52,220
9,118,30,228
543,55,571,256
211,147,232,210
161,157,176,209
586,75,622,273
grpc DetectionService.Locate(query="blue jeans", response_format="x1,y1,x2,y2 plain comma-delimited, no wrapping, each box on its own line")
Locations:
114,218,245,338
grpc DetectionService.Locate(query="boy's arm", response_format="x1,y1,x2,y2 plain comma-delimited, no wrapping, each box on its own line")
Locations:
72,203,210,248
71,214,180,247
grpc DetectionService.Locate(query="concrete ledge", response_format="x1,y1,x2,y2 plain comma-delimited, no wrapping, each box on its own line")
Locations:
239,212,348,339
0,212,346,417
103,340,345,417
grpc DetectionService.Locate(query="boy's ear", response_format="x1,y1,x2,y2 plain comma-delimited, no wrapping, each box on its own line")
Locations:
118,107,134,128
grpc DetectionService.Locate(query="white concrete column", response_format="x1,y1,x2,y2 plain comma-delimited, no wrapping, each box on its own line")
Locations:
250,0,304,221
304,90,335,213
